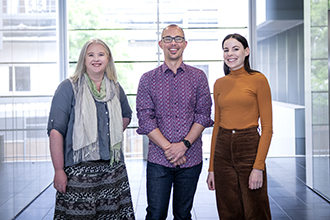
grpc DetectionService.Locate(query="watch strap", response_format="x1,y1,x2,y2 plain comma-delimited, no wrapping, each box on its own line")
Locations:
182,139,191,149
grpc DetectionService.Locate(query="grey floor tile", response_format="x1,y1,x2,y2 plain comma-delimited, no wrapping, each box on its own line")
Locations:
284,209,324,220
2,158,330,220
15,208,50,220
0,209,15,220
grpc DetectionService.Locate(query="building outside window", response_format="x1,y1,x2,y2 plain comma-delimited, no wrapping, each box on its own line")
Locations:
9,66,31,92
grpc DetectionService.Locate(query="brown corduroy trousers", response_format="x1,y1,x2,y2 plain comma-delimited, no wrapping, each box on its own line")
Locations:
213,126,271,220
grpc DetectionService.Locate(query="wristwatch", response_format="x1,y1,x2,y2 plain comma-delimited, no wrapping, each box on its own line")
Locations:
182,139,191,149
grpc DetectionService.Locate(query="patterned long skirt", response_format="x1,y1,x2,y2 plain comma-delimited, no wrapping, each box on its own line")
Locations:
54,160,135,220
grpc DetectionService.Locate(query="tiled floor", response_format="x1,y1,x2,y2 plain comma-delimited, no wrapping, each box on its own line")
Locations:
3,157,330,220
0,161,54,220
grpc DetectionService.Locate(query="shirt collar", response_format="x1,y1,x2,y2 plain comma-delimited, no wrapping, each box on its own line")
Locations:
162,62,186,75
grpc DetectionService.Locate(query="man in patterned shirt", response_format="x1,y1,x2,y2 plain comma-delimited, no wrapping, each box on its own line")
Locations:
136,24,213,220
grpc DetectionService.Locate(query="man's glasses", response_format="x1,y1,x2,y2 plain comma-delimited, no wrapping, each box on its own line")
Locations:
162,36,185,43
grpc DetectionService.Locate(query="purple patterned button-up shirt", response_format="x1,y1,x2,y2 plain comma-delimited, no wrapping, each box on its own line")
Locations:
136,62,213,168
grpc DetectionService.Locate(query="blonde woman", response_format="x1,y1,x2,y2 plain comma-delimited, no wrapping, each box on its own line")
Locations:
48,39,135,219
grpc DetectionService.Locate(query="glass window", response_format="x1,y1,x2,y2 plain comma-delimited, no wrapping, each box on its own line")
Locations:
0,1,251,218
12,66,31,91
68,0,248,158
310,0,330,201
0,0,57,217
2,0,7,14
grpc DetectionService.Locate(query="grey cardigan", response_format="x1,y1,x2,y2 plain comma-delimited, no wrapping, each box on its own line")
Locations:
47,79,132,167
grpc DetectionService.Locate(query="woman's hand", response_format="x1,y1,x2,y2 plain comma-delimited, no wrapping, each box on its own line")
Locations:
249,168,263,190
207,171,215,190
49,129,67,193
53,169,67,193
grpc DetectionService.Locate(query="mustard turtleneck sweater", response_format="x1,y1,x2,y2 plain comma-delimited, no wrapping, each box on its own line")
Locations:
209,67,273,171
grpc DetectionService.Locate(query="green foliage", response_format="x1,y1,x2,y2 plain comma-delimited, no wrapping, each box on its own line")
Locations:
311,0,328,26
311,60,328,91
311,27,328,59
67,0,134,93
68,0,104,61
310,0,329,92
312,92,329,123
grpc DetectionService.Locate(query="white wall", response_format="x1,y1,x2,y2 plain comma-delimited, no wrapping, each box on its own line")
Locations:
268,101,305,157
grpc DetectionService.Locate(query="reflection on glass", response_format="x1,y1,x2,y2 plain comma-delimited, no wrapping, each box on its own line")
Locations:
311,27,328,59
310,1,330,201
0,0,58,218
0,0,251,218
14,67,30,91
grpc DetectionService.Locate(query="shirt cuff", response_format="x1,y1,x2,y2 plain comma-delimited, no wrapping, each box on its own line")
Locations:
194,114,214,128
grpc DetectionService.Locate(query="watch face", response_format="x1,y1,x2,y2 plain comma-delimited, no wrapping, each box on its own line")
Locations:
183,139,191,148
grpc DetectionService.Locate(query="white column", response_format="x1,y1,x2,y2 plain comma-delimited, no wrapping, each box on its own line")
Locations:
248,0,257,69
57,0,69,81
304,0,313,188
0,0,3,50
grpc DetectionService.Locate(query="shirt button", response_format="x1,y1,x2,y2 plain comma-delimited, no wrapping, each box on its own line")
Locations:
232,130,235,134
107,133,109,136
106,112,108,114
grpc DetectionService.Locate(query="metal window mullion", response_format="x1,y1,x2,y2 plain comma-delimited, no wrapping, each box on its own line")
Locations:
248,0,257,69
57,0,68,81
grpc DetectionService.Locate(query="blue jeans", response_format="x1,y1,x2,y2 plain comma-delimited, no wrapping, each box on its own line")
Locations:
145,161,202,220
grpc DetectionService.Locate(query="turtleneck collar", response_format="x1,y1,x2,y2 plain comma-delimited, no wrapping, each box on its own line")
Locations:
228,66,247,76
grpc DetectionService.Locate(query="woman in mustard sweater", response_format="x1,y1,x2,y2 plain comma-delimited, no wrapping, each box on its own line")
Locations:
207,33,272,220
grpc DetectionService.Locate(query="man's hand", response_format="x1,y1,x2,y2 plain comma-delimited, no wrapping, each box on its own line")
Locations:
173,155,187,166
164,142,187,164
